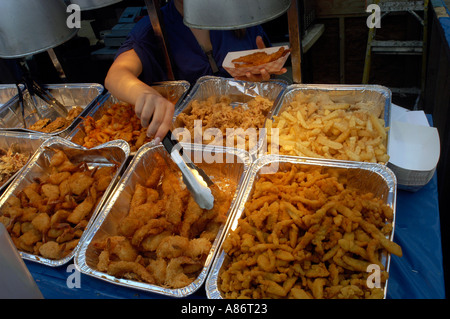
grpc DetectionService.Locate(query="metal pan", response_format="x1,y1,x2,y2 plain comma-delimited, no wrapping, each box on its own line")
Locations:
75,143,251,297
264,84,392,162
173,76,288,160
67,81,190,155
0,84,24,108
0,131,49,193
206,154,398,299
0,136,130,267
0,83,104,137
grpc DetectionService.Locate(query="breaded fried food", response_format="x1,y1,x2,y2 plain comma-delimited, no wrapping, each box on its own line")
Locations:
176,95,273,151
0,148,118,260
218,164,402,299
232,47,290,68
29,106,83,133
93,154,237,289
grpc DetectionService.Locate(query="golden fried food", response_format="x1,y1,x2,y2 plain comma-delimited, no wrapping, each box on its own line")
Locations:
81,102,149,152
232,47,290,68
0,149,118,260
29,106,83,133
93,152,237,289
266,91,389,163
0,145,31,187
218,164,402,299
176,95,273,151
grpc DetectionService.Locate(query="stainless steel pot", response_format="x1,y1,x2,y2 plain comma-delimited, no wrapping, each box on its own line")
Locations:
0,0,78,58
183,0,291,30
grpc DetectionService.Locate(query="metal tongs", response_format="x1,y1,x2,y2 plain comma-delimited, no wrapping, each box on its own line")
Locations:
161,130,215,210
15,84,27,129
30,80,68,118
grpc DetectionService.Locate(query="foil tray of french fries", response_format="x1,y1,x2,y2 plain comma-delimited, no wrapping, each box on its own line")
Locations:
173,76,287,159
67,81,190,155
75,142,251,297
265,84,392,164
0,136,130,267
0,83,104,137
0,131,49,193
206,155,402,299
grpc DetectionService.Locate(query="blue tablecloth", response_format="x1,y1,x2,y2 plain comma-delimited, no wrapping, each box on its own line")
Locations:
23,170,445,299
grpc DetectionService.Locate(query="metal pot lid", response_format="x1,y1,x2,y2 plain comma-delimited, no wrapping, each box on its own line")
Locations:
0,0,77,59
183,0,291,30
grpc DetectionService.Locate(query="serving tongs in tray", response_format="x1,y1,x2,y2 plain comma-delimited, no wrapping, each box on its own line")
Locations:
29,79,68,118
15,83,26,129
161,130,215,210
16,61,68,124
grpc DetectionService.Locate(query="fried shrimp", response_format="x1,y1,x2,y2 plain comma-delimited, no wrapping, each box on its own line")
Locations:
93,153,237,289
180,197,204,238
156,235,190,259
165,256,199,288
131,218,171,246
107,261,155,284
186,237,212,259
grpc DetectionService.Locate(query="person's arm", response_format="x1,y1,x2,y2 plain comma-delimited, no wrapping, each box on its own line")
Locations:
233,36,287,82
104,49,174,142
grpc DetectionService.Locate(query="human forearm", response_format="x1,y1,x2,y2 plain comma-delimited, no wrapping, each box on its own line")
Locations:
105,64,160,105
104,50,175,140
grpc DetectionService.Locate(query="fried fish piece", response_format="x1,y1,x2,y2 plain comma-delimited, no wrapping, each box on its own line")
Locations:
232,47,290,68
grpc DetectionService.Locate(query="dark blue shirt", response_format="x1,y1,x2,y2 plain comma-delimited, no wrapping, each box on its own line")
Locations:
116,1,269,85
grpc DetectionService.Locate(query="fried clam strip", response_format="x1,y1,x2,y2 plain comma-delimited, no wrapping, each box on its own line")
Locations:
92,153,237,289
0,149,117,260
219,164,402,299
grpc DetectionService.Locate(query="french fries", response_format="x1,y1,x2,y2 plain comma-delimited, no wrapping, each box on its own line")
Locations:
267,91,390,163
218,164,402,299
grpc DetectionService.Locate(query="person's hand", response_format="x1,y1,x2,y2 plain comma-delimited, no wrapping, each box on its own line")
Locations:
134,91,175,142
234,36,287,82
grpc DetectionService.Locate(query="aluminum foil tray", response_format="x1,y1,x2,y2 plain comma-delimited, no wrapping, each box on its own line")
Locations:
0,83,104,137
0,136,130,267
75,143,251,297
0,131,49,193
206,155,398,299
0,84,23,108
265,84,392,162
67,81,190,155
173,76,288,160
